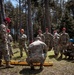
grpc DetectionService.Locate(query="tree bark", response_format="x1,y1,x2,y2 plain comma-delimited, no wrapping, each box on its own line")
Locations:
0,0,5,23
45,0,51,33
28,0,33,43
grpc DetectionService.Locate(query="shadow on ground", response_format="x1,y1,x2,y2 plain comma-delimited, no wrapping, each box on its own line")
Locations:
19,68,43,75
13,56,21,60
48,55,55,59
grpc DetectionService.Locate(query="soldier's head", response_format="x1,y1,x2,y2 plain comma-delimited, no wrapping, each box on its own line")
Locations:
46,28,49,33
20,29,24,34
7,29,10,33
0,24,6,32
62,27,66,33
53,30,57,34
38,29,42,34
36,36,42,41
4,17,11,26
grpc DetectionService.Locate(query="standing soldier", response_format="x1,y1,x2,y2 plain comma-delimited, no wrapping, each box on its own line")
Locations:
0,24,13,68
43,28,54,51
26,37,47,70
7,29,13,59
18,29,28,57
53,32,60,58
37,29,45,42
59,27,70,59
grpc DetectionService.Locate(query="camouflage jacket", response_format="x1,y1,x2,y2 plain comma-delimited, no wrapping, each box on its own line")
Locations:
44,32,53,42
59,33,69,45
28,40,47,60
0,24,8,50
18,33,27,45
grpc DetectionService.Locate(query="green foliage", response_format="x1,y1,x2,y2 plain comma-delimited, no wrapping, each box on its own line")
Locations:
60,11,74,38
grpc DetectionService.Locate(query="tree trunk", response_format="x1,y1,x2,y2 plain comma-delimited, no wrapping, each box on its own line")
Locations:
45,0,51,33
0,0,5,23
19,0,22,29
28,0,33,43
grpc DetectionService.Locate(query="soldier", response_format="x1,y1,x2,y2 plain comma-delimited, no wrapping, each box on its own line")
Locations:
18,29,28,57
53,32,60,58
26,37,47,70
7,29,13,59
43,28,54,51
37,29,45,42
0,24,13,68
64,39,74,59
59,27,70,59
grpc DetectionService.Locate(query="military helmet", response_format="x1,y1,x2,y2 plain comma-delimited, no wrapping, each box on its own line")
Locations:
0,24,6,30
0,24,6,32
69,39,74,43
0,24,6,28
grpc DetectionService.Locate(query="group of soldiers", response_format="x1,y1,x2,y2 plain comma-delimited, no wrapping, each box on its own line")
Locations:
0,19,14,68
36,28,67,58
18,27,74,70
0,19,74,70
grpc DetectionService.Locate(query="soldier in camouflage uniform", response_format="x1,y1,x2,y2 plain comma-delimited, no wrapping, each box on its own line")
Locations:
18,29,28,57
37,29,45,42
53,32,60,58
59,27,70,59
26,37,47,70
7,29,13,59
43,28,54,51
0,24,13,68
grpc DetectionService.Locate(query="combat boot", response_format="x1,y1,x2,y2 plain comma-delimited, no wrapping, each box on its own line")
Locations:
0,59,4,67
39,63,43,70
30,63,34,70
5,61,14,68
0,60,2,67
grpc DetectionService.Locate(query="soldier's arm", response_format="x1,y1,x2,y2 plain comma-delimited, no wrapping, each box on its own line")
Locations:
43,44,48,53
51,34,54,47
42,34,45,42
66,33,70,43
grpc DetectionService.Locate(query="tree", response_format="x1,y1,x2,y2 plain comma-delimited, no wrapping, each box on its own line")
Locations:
28,0,33,43
60,11,74,38
66,0,74,19
0,0,5,24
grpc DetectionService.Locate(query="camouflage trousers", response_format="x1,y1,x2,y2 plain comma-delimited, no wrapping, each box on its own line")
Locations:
59,44,67,56
19,44,28,57
53,45,59,56
45,41,53,51
8,44,13,56
0,46,10,62
26,56,46,66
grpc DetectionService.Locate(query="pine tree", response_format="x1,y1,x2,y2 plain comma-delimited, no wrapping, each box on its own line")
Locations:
60,11,74,38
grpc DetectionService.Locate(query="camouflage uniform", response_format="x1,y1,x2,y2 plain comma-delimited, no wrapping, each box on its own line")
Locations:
53,33,60,57
43,32,53,51
18,33,27,57
26,38,47,69
8,33,13,58
59,32,69,58
0,24,10,64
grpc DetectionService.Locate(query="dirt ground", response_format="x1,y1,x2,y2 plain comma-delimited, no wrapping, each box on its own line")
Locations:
0,50,74,75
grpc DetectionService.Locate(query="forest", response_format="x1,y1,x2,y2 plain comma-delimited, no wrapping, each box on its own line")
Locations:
0,0,74,42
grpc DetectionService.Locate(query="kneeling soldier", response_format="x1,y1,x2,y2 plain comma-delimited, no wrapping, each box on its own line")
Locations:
26,37,48,70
